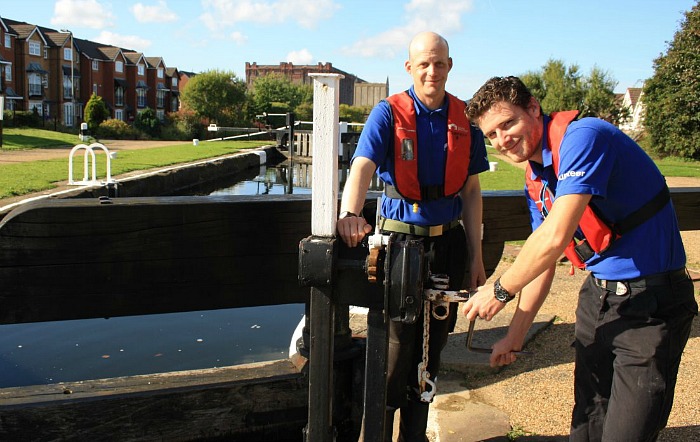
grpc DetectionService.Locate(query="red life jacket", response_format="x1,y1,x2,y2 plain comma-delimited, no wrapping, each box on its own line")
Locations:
385,91,471,202
525,110,618,270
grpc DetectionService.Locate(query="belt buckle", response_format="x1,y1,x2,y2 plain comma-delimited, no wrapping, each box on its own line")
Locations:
428,225,443,236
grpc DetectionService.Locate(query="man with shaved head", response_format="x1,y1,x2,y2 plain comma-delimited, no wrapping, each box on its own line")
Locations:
337,31,489,440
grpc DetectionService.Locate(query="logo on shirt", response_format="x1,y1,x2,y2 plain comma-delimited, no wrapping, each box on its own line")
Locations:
558,170,586,180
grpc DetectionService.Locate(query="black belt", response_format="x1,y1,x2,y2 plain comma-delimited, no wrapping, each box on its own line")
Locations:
593,267,689,295
378,217,461,237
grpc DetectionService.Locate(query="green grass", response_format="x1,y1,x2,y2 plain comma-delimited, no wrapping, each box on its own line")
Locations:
0,128,266,199
1,128,79,150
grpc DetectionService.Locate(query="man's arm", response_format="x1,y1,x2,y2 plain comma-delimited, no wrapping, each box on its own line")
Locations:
462,192,591,321
337,157,376,247
460,175,486,289
488,264,555,367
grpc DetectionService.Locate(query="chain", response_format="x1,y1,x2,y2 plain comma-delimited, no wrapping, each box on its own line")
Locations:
417,298,436,402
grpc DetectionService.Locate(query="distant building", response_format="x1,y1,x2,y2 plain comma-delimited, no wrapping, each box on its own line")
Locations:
618,86,645,134
245,62,387,106
354,78,389,108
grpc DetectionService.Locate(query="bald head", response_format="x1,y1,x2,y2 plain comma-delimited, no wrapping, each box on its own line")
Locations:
405,31,452,110
408,32,449,60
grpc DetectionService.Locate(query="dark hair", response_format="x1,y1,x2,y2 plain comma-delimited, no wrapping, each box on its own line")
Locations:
466,76,533,121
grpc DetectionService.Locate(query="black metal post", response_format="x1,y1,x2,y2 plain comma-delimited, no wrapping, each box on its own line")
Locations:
305,285,336,442
286,112,295,158
360,306,389,440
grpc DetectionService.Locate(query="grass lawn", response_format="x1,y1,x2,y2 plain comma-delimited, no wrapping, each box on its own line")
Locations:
0,128,267,199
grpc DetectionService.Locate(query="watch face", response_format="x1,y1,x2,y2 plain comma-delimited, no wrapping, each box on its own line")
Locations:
494,280,513,303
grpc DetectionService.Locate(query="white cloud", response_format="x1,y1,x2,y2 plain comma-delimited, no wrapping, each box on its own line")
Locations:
230,31,248,45
92,30,152,52
286,48,313,65
343,0,474,59
131,1,179,23
200,0,340,31
51,0,115,29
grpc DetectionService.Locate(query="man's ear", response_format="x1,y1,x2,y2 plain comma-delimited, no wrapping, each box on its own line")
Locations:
404,59,412,74
448,57,453,72
528,96,541,118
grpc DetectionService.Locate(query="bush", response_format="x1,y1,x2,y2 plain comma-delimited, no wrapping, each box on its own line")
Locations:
167,109,205,140
134,107,161,137
96,119,138,139
7,110,42,128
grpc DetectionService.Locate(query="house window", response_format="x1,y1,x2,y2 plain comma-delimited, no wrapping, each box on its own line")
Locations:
115,86,124,106
138,64,145,76
157,89,165,108
64,102,75,127
44,47,48,59
4,64,11,82
116,61,124,73
4,34,10,48
93,83,98,95
115,109,123,121
28,73,42,96
157,68,163,79
29,41,41,56
64,47,72,61
137,88,146,107
63,75,73,99
171,96,178,111
172,77,178,86
156,109,165,121
92,60,98,71
29,101,43,116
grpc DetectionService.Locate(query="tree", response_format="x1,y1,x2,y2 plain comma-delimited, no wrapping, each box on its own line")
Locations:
643,1,700,159
134,107,161,137
521,59,619,122
249,74,313,119
179,69,247,127
84,93,110,131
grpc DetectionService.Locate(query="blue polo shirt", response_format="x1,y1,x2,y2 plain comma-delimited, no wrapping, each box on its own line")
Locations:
352,87,489,226
526,115,686,279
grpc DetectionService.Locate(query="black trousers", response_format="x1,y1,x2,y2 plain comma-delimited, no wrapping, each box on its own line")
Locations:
570,270,697,442
385,226,467,409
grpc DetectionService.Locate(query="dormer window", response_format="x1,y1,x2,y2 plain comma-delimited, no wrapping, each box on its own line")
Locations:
138,64,145,76
29,41,40,56
157,68,164,78
116,61,124,73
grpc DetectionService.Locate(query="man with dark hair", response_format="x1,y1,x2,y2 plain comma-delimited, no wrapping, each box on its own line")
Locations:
462,75,697,441
337,31,488,441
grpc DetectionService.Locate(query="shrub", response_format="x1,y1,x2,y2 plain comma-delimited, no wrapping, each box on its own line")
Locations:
96,119,138,139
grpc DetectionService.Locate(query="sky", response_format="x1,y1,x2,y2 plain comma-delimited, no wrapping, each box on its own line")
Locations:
3,0,696,100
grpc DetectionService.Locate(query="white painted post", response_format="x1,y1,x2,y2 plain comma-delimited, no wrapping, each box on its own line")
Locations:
308,73,344,237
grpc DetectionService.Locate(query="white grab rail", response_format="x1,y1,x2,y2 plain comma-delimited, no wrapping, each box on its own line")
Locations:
68,142,116,185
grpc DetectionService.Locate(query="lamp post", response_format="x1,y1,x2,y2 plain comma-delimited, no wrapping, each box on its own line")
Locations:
60,29,74,127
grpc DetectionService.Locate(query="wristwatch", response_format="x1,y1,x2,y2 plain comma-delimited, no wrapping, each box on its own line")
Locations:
494,278,515,303
338,211,357,220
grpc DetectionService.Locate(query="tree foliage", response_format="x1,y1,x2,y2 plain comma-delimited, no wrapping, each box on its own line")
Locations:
84,93,110,131
643,1,700,159
520,59,619,123
249,74,312,120
134,107,161,137
179,69,247,127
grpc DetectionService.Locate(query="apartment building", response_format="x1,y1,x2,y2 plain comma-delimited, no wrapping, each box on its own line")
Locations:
0,16,181,127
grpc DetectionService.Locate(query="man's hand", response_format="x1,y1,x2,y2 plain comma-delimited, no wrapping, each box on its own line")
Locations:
337,216,373,247
489,335,523,367
462,283,507,322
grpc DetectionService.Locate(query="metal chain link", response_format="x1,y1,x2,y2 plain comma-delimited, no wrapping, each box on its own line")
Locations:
417,298,436,402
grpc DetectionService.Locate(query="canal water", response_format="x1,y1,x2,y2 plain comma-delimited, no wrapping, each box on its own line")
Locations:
0,161,330,388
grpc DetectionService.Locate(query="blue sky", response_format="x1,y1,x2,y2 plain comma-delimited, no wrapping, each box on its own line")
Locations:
3,0,696,100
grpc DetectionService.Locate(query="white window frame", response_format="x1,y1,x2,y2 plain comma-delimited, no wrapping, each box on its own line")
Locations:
157,68,164,79
137,88,147,107
115,109,123,121
115,86,124,106
64,47,72,61
4,64,11,82
172,77,178,86
4,34,10,48
29,41,41,56
28,73,42,95
138,64,145,76
92,60,98,71
64,102,75,127
63,75,73,99
116,61,124,73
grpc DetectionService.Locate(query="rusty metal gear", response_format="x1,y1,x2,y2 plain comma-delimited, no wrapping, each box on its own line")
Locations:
366,247,380,283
